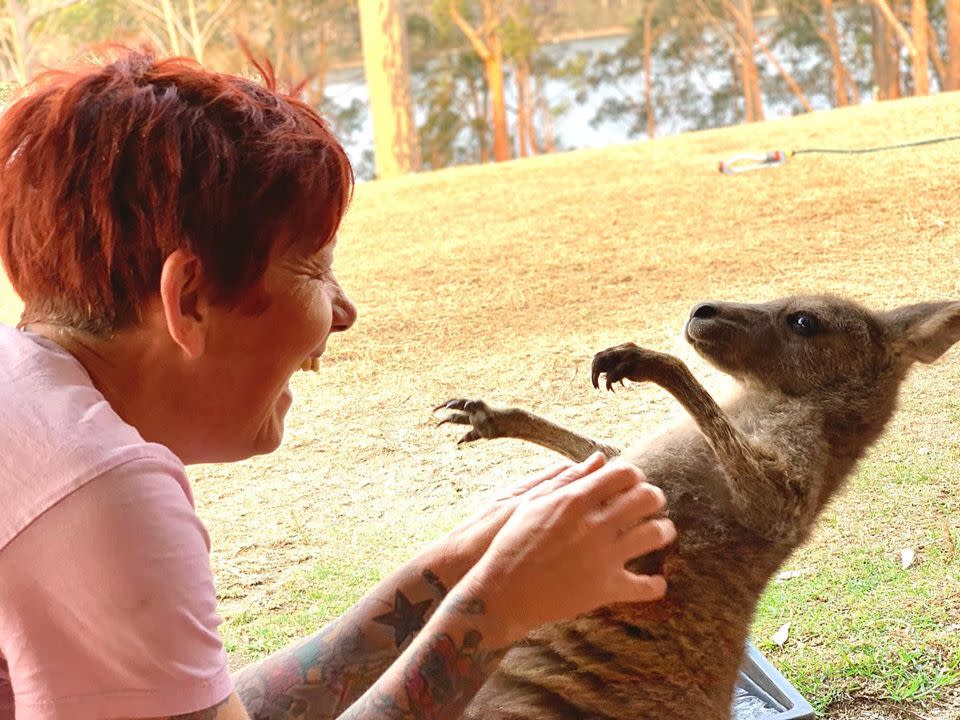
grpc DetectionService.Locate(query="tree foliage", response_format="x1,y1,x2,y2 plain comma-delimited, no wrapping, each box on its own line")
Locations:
0,0,956,176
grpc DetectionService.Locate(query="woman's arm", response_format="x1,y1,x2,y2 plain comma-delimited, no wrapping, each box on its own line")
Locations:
162,584,510,720
231,456,590,716
232,550,474,718
210,455,674,720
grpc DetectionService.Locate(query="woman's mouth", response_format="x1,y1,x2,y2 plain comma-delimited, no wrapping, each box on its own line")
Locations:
299,356,321,372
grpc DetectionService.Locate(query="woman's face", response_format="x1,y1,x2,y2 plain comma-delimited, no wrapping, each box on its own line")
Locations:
197,238,357,462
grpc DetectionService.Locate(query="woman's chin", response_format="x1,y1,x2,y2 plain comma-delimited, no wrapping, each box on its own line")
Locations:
249,389,294,457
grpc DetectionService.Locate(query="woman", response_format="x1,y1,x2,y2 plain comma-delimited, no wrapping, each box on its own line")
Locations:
0,51,676,719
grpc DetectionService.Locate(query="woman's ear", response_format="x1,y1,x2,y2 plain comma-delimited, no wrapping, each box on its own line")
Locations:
158,250,209,360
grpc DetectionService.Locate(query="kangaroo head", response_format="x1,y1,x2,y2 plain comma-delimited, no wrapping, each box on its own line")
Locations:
684,296,960,396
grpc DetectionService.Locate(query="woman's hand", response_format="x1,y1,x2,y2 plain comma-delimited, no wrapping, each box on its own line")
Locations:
421,453,614,591
457,455,674,645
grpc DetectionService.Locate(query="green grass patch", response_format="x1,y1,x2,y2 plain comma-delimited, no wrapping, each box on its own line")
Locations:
219,509,470,667
751,438,960,713
220,556,384,663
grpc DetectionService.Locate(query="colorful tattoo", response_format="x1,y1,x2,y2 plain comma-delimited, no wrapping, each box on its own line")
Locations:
373,590,434,647
450,596,485,616
234,566,506,720
345,627,506,720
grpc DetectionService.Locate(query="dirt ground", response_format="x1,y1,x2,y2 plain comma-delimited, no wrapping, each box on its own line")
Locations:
2,91,959,718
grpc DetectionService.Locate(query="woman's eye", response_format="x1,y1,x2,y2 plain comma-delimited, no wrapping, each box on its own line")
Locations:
788,312,821,337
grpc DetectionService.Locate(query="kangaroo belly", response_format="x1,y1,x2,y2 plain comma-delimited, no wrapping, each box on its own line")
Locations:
463,426,794,720
463,571,761,720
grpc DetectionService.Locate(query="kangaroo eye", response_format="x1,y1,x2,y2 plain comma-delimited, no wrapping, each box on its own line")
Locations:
788,312,821,337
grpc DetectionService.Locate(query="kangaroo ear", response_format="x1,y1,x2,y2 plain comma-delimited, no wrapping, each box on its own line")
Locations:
883,301,960,365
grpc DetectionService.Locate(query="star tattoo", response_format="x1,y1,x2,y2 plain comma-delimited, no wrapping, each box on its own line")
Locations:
373,590,433,647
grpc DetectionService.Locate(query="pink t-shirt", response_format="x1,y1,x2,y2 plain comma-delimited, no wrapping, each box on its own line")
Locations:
0,324,234,718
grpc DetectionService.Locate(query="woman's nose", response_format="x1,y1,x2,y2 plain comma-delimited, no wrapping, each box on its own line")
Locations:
332,291,358,332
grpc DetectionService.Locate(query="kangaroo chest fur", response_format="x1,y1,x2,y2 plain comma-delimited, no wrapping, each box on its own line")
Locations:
464,395,843,720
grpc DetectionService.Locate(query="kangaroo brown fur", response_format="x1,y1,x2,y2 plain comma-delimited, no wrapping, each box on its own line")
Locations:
435,295,960,720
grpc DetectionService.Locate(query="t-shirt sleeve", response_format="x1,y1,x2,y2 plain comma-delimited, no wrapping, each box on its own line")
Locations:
0,453,234,719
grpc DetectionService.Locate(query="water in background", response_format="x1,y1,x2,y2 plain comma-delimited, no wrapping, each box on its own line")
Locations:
324,34,638,171
323,32,841,176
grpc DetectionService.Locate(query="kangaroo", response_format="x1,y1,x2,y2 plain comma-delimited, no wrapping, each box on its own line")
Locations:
434,295,960,720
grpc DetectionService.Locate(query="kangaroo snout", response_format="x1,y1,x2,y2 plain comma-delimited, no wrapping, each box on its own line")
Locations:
690,302,719,319
685,301,727,346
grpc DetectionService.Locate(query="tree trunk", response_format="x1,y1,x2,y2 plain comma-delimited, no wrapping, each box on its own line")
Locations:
642,0,656,138
948,0,960,89
448,0,510,162
871,5,901,99
723,0,812,112
317,19,336,98
2,0,81,84
887,10,901,98
732,0,764,121
821,0,849,105
742,60,757,122
357,0,421,178
911,0,930,94
273,0,287,81
524,67,540,154
842,61,861,103
467,73,490,163
870,0,924,94
485,30,510,162
186,0,203,62
4,0,29,84
928,18,947,89
515,60,530,158
536,73,555,153
158,0,182,56
517,59,538,156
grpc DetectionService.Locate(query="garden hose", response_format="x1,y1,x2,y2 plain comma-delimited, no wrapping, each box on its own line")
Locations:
718,133,960,175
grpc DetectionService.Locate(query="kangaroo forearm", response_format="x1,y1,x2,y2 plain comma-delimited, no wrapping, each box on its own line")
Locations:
654,361,753,468
499,408,620,462
652,359,801,538
597,346,784,528
234,558,454,718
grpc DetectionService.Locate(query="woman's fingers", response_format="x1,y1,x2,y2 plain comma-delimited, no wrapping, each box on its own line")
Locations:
596,481,668,528
504,451,608,502
615,572,669,603
557,457,651,513
539,451,607,490
496,460,576,500
616,517,677,560
463,454,677,635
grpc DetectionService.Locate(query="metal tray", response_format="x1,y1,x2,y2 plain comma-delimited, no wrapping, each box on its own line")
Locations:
734,641,816,719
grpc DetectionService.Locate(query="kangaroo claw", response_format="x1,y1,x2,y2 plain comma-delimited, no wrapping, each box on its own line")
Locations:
457,430,481,445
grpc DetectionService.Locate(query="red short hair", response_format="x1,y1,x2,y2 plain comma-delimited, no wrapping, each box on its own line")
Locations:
0,49,354,334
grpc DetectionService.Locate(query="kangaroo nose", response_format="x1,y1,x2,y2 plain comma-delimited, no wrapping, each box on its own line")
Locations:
691,303,719,320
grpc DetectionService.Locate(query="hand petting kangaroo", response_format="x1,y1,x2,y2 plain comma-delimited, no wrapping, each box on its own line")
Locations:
435,295,960,720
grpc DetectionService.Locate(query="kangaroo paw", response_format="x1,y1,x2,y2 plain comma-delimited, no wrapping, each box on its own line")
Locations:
591,343,675,392
433,398,507,445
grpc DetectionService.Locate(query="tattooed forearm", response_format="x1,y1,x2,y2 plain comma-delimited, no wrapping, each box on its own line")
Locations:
373,591,433,647
234,565,453,720
341,623,507,719
236,621,403,719
449,595,484,616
